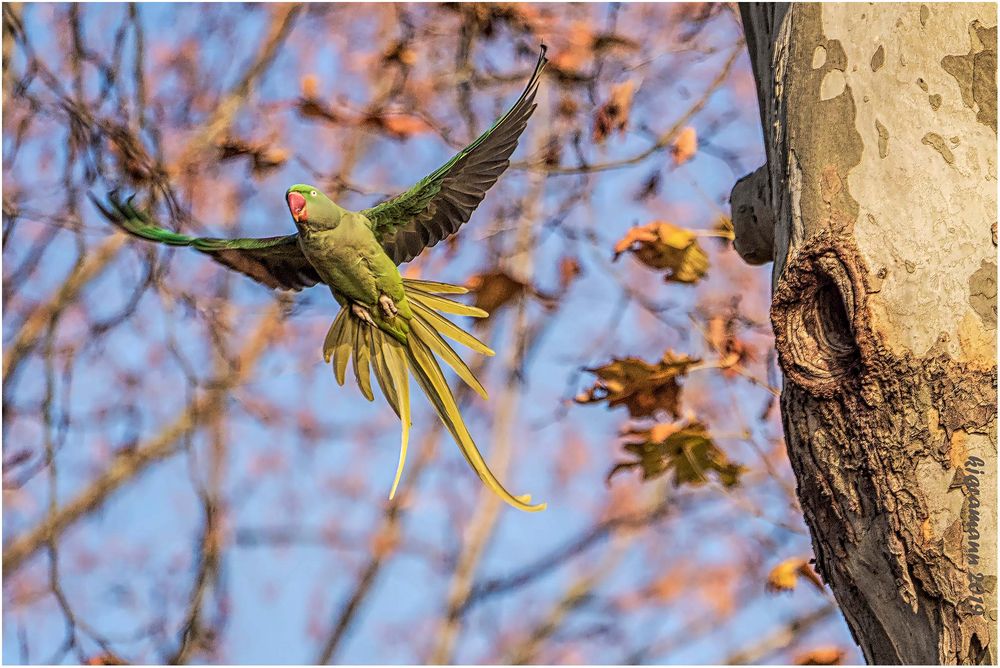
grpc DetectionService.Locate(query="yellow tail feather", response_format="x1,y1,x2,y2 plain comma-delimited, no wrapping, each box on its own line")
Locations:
321,279,545,512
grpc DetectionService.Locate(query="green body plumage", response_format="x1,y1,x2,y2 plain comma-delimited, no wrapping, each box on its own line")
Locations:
92,46,548,512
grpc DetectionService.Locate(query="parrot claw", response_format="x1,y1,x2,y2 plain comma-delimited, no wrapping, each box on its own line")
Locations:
351,302,376,327
378,294,398,319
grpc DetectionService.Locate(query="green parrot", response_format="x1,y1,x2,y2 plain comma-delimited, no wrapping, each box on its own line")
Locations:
92,47,548,512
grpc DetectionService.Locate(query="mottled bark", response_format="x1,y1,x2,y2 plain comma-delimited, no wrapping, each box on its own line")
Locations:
733,3,997,663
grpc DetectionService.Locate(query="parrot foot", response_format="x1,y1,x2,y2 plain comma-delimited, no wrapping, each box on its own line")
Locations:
351,302,376,327
378,294,398,319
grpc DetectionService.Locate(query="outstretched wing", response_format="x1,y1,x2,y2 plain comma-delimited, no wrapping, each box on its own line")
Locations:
362,45,548,265
91,193,323,291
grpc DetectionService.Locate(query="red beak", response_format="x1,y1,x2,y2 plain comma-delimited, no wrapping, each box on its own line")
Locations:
287,192,307,222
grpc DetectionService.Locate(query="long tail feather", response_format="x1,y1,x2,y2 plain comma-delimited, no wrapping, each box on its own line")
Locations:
404,333,544,512
400,278,470,295
322,278,545,512
409,300,495,357
410,316,488,400
406,287,489,318
325,308,353,386
353,323,375,401
367,331,412,499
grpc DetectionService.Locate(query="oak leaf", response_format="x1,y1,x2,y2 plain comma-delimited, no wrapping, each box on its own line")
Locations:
608,419,743,488
576,351,699,418
613,221,708,283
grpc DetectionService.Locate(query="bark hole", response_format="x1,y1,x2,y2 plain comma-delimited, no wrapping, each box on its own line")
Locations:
772,234,870,397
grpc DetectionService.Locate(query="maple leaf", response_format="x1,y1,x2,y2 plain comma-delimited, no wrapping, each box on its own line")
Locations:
613,221,709,283
767,556,824,593
576,351,700,418
671,126,698,165
593,79,637,144
608,419,743,488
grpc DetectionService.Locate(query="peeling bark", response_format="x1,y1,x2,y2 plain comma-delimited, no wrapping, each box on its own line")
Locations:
733,3,997,663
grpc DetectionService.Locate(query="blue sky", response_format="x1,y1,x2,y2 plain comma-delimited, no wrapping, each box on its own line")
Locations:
2,4,860,664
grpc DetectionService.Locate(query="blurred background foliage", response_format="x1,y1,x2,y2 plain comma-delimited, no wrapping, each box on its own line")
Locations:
3,3,860,664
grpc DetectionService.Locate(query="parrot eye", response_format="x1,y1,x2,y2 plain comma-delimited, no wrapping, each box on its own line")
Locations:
310,190,317,197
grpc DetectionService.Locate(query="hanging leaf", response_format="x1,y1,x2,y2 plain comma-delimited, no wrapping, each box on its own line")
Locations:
576,351,699,418
613,221,709,284
467,269,529,314
608,420,743,488
767,556,825,593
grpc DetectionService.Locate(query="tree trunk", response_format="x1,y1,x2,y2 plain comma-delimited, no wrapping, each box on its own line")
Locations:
732,3,997,663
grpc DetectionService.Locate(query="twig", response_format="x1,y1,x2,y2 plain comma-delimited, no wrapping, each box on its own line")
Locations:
512,42,744,177
3,301,285,578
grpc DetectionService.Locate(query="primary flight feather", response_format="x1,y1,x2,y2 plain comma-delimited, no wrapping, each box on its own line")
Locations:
93,47,548,512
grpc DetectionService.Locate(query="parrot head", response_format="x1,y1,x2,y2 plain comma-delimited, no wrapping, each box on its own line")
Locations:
286,184,343,231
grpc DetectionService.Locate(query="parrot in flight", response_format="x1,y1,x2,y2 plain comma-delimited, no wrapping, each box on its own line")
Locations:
92,47,548,512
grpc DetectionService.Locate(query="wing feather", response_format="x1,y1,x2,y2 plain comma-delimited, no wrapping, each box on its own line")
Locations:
363,46,547,265
92,193,322,292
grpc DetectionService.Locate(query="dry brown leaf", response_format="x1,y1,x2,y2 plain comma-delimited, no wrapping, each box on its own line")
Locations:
381,41,416,67
557,95,579,119
297,96,343,125
301,73,319,99
704,310,754,372
86,654,128,665
608,419,743,488
216,137,288,175
767,556,824,593
558,256,582,292
593,79,637,143
549,21,595,77
576,350,700,419
364,113,431,140
370,524,400,558
467,270,529,314
613,221,709,283
795,647,846,665
671,126,698,165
